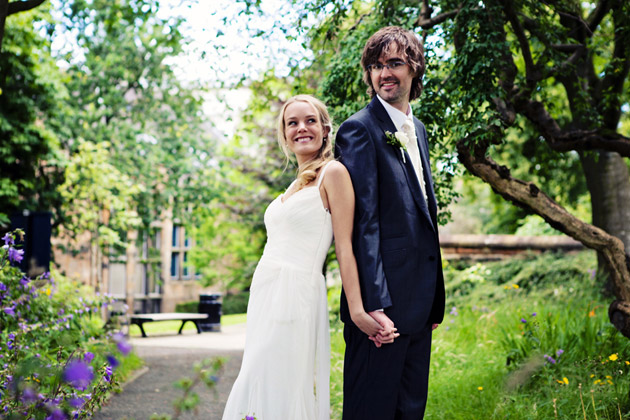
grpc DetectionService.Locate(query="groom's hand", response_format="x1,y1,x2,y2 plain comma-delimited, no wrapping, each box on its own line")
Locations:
368,310,399,347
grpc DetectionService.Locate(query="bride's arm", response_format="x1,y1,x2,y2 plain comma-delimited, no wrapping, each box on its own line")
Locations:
322,161,387,341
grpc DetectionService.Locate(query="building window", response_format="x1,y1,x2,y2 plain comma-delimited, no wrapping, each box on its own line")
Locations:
171,225,195,281
171,252,179,278
172,226,180,247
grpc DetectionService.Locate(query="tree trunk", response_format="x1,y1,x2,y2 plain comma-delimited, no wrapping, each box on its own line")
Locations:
0,0,8,53
581,151,630,297
581,150,630,249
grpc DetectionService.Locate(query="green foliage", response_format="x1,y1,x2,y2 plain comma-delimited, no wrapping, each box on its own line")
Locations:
59,139,142,250
174,301,198,314
222,292,250,315
0,232,133,418
190,74,296,291
57,0,216,234
0,4,66,226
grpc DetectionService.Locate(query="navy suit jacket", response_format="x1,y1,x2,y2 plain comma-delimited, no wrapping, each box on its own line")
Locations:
335,96,445,335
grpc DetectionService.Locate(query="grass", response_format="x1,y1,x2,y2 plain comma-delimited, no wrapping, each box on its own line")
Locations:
329,251,630,419
128,313,247,337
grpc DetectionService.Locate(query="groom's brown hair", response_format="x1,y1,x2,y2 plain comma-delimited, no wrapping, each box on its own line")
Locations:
361,26,426,101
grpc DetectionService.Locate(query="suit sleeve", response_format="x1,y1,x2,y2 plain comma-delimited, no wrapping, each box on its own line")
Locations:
335,118,392,312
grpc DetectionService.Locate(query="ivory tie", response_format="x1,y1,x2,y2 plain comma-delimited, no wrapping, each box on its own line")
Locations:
401,118,428,202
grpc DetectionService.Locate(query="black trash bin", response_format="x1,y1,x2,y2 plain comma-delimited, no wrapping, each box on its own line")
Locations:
198,293,222,332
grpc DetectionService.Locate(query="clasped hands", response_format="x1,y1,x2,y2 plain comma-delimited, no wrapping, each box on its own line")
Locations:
351,310,398,348
352,310,440,348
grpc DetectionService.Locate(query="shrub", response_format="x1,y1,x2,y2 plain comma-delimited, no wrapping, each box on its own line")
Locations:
0,231,132,419
222,292,249,315
175,301,198,313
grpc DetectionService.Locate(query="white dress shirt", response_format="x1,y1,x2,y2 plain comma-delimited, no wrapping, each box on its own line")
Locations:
376,95,428,202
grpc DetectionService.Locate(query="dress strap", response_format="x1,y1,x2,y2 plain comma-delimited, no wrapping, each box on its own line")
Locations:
316,161,334,188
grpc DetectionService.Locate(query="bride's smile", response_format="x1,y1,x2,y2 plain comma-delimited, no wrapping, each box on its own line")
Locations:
283,101,328,165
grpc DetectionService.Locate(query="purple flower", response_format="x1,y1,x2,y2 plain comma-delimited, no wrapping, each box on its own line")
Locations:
20,276,30,286
68,396,85,408
116,340,132,356
83,352,95,364
106,355,119,369
449,306,458,316
556,349,564,356
46,408,67,420
531,312,537,317
0,283,6,292
246,416,255,420
104,365,113,383
520,318,527,323
63,360,94,391
21,387,37,404
544,354,556,364
3,306,15,317
7,248,24,263
2,233,13,246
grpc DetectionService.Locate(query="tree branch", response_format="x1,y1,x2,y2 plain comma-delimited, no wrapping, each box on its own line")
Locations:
7,0,45,15
514,97,630,156
456,138,630,321
416,7,460,30
499,0,539,86
586,0,613,33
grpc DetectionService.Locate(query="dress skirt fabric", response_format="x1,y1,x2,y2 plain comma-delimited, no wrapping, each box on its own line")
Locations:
222,163,334,420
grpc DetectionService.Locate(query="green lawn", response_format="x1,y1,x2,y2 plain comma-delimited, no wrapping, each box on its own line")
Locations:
128,313,246,337
329,251,630,419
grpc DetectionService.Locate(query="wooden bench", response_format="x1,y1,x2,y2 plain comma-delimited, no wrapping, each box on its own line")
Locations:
130,313,209,338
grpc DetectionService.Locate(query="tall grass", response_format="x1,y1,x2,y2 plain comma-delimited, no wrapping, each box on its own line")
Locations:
329,251,630,419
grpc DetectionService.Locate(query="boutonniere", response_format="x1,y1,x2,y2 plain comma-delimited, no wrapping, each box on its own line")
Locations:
385,130,409,163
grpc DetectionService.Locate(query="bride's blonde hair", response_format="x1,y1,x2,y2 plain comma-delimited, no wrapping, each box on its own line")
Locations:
277,94,334,189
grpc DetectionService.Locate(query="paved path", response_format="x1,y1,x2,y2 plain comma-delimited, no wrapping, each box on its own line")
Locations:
94,323,246,420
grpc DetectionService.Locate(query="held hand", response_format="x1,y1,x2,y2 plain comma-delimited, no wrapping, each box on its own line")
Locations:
368,310,399,346
432,323,439,331
351,310,385,338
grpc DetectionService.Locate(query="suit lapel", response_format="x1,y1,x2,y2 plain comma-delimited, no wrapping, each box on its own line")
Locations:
414,120,438,230
368,98,435,232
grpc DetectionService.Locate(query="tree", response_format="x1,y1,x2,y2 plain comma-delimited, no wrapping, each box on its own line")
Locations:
59,139,141,291
234,0,630,337
0,3,66,227
190,73,296,291
0,0,46,52
58,0,216,233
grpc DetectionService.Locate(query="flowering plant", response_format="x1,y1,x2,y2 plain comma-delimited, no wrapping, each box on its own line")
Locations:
0,230,130,419
384,130,409,163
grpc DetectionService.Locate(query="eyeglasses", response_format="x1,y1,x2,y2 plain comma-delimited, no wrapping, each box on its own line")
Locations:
367,60,408,74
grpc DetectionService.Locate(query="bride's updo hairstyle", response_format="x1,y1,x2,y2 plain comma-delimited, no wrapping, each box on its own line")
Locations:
277,94,334,190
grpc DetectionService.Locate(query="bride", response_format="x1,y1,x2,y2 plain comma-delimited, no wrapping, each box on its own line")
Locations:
221,94,396,420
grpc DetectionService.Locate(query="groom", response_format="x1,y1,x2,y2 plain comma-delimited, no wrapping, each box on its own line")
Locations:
335,26,445,419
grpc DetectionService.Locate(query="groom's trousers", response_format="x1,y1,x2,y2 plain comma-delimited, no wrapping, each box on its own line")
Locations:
342,322,433,420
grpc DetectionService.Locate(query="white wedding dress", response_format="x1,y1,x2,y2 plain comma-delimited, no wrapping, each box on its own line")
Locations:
222,162,333,420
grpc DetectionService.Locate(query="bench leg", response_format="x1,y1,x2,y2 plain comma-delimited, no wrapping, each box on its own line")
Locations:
135,322,148,338
178,320,188,335
193,321,202,334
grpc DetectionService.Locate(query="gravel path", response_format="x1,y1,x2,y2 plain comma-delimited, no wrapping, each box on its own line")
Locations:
94,324,246,420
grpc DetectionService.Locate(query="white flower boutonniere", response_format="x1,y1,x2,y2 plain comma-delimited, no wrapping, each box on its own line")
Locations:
385,130,409,163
